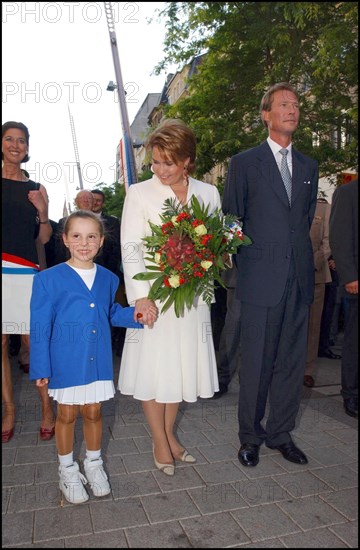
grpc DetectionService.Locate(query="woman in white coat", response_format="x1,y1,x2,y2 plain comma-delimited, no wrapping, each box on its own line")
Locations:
119,119,220,475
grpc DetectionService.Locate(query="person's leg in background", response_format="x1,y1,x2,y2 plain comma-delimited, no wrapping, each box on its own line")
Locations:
304,283,325,387
211,283,227,351
318,276,341,360
18,335,30,373
213,286,241,397
2,334,15,442
21,335,56,439
341,298,358,418
9,334,21,357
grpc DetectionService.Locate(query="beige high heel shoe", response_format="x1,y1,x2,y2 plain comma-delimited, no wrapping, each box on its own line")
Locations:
152,444,175,476
175,449,196,463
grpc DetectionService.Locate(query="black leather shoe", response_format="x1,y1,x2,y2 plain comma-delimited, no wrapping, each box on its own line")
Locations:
268,442,308,464
238,443,259,467
344,398,358,418
211,383,228,399
318,349,342,360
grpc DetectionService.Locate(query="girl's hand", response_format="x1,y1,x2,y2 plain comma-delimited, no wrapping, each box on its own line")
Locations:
36,378,49,387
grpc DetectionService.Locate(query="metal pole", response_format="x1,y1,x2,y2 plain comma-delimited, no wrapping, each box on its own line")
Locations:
104,2,137,188
68,105,84,190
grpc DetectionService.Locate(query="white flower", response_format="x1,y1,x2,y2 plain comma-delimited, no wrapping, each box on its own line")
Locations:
194,224,207,236
154,252,161,264
168,274,181,288
171,215,179,225
201,260,213,271
226,220,243,240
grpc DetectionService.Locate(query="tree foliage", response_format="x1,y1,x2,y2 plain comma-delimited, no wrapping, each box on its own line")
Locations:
91,182,126,219
92,168,153,219
152,2,358,179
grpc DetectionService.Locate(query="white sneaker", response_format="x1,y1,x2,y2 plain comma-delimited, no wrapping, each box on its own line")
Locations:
83,457,111,497
59,462,89,504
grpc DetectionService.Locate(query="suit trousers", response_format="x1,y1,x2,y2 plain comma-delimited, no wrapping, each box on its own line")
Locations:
215,287,241,387
305,283,325,376
341,298,358,400
238,260,309,447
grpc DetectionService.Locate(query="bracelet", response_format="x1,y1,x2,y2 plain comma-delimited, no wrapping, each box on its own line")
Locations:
39,219,49,224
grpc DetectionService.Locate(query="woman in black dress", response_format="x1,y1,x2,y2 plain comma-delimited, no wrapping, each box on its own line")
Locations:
2,121,55,443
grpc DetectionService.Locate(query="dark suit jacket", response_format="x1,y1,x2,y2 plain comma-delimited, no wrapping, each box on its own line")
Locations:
222,140,318,307
97,213,121,275
44,219,60,268
329,179,358,296
51,217,67,266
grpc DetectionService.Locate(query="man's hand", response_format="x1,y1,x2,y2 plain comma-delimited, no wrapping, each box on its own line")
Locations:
345,280,358,295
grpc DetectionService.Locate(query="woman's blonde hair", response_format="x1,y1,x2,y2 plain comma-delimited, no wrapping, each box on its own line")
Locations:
146,119,196,174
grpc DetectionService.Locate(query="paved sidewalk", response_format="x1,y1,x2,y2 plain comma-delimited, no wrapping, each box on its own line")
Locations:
2,339,358,548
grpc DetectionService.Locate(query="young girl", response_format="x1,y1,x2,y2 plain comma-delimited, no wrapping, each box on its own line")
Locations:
30,211,157,504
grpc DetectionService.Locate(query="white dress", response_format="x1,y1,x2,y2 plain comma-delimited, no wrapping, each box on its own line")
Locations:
118,176,220,403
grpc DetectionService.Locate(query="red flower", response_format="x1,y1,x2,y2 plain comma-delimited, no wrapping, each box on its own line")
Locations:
177,212,190,222
163,232,196,271
161,221,174,234
201,234,212,245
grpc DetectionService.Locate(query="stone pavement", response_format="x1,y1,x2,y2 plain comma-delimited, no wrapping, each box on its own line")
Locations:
2,338,358,548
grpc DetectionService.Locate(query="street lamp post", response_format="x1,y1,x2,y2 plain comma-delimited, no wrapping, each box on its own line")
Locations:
104,2,137,189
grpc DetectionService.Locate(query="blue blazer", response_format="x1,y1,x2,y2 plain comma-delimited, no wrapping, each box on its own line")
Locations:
223,141,318,307
29,263,142,389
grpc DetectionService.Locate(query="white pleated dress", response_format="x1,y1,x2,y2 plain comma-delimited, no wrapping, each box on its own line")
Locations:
118,176,220,403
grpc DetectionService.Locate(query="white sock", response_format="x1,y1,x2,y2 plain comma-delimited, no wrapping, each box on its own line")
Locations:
86,449,101,461
58,452,73,467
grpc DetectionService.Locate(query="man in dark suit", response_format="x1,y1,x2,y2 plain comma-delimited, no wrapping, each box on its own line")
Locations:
91,189,124,356
222,82,318,467
91,189,121,276
329,179,358,418
91,189,120,276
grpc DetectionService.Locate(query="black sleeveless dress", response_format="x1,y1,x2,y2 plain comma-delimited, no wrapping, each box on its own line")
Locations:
2,178,41,334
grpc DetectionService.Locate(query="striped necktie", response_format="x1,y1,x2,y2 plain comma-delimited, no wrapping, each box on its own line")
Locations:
279,148,292,205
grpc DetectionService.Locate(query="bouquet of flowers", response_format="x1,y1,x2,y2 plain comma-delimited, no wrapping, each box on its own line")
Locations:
133,195,252,317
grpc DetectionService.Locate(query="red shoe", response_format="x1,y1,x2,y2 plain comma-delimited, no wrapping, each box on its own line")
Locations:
39,426,55,441
2,428,14,443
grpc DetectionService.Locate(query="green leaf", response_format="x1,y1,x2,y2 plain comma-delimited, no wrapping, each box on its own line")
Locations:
161,292,176,315
133,272,163,281
148,275,167,297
